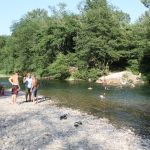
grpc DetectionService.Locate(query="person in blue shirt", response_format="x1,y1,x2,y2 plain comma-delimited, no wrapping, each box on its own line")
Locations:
23,73,32,102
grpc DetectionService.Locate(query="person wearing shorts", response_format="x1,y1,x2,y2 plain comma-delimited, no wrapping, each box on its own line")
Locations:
12,85,19,95
31,75,39,104
9,71,20,104
23,73,32,102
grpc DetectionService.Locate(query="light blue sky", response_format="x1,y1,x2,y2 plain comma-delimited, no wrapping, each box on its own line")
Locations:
0,0,147,35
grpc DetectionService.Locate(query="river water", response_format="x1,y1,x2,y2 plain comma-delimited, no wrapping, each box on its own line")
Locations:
1,78,150,141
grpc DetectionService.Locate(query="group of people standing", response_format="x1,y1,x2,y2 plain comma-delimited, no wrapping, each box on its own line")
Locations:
8,71,39,105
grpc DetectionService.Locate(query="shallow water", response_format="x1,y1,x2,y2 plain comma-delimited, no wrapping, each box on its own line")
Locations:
1,78,150,141
39,80,150,140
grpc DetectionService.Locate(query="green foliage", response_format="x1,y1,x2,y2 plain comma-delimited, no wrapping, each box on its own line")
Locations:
73,68,101,81
88,68,102,81
141,0,150,8
73,70,89,80
0,36,7,49
126,59,140,74
48,54,70,79
0,0,150,82
137,10,150,79
75,0,132,71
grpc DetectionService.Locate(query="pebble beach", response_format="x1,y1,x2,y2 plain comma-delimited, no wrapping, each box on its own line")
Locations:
0,91,150,150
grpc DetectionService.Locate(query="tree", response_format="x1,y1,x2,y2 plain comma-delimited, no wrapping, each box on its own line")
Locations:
1,0,150,81
141,0,150,8
48,53,70,79
0,36,9,73
137,10,150,78
75,0,128,72
8,9,50,73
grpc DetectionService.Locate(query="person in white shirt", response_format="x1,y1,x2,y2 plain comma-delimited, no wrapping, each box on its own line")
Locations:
23,73,32,102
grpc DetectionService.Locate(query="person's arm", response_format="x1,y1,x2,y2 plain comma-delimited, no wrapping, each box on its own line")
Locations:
23,77,27,83
9,76,13,85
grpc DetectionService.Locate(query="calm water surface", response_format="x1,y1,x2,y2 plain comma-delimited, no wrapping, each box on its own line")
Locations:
1,78,150,140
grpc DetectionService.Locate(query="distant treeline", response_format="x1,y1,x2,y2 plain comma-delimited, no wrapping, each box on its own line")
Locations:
0,0,150,81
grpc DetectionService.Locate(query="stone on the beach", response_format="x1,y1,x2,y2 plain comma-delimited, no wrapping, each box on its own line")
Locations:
74,121,82,127
60,114,67,120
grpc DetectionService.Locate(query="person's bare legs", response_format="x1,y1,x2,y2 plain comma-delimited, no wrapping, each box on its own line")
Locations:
12,94,17,104
32,94,37,104
33,96,35,104
11,94,15,104
25,92,28,102
13,94,17,104
35,96,38,103
29,92,31,102
33,91,37,104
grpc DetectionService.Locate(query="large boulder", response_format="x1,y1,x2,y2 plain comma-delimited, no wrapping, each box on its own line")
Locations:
68,67,78,75
96,71,143,86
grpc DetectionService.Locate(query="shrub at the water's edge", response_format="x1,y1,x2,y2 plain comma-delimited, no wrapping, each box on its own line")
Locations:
66,68,102,81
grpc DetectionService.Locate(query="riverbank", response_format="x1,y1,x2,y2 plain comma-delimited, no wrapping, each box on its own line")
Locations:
0,90,149,150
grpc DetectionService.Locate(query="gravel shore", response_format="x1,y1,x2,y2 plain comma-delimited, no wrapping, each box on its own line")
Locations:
0,91,149,150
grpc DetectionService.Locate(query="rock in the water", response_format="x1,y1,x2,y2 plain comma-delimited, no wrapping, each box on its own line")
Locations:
99,93,105,100
88,87,93,90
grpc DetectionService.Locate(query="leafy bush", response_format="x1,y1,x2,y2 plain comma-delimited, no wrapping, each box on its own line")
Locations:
73,68,101,81
48,54,70,79
127,59,139,74
73,70,88,80
88,68,102,81
36,68,48,77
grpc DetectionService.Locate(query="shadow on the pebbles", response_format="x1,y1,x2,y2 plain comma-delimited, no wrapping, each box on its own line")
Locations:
19,100,31,104
18,97,51,104
36,96,51,104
